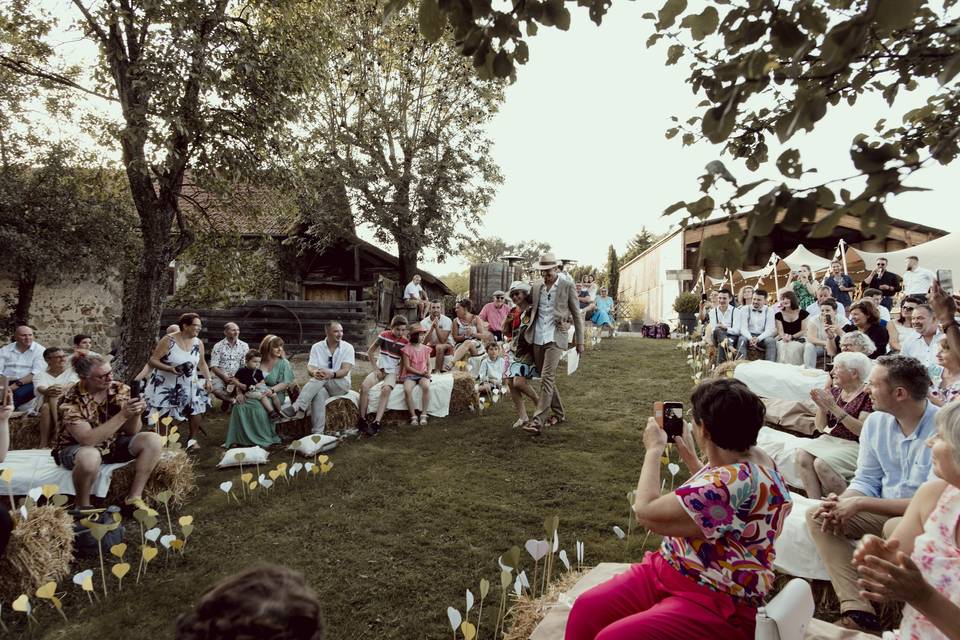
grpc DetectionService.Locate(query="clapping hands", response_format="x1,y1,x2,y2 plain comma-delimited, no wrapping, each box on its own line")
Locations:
854,535,933,605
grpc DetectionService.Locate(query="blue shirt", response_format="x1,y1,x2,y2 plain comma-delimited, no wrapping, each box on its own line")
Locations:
848,401,938,500
824,274,854,307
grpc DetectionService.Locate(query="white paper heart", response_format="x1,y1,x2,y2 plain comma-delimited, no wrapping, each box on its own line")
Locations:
613,525,626,539
19,505,28,521
668,462,680,476
525,538,548,561
72,569,94,586
519,570,530,589
160,534,176,549
576,540,585,564
186,439,198,449
513,575,522,597
497,555,513,572
553,529,559,552
446,606,462,631
304,462,315,472
260,478,274,489
492,387,500,395
219,481,233,493
145,527,161,542
290,462,303,476
559,549,571,571
466,589,474,613
28,486,42,502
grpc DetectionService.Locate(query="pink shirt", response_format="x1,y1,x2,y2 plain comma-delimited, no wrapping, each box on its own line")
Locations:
478,302,510,333
400,344,431,380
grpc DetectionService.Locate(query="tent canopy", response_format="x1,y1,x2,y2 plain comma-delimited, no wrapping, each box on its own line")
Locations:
780,245,834,273
847,233,960,276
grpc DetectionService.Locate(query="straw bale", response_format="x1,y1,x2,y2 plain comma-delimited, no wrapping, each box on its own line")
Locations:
0,505,74,602
503,569,587,640
712,359,746,379
105,449,196,508
326,398,359,431
449,371,478,416
9,414,41,450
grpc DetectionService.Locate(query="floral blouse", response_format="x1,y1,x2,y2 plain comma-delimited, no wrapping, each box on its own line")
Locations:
660,463,793,605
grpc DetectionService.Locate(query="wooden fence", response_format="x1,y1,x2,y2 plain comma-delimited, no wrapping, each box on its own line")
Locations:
160,299,377,356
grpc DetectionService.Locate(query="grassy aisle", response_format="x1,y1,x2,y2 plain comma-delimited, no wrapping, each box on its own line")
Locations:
36,338,690,639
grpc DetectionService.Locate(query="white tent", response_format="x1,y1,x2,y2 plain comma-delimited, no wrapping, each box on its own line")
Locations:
779,245,834,274
847,233,960,276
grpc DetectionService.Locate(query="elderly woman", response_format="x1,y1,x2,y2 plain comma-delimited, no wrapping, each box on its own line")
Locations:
504,281,540,429
794,352,874,499
833,300,888,359
224,335,294,448
930,337,960,407
804,400,960,639
565,378,792,640
776,290,809,365
591,287,616,337
144,312,212,442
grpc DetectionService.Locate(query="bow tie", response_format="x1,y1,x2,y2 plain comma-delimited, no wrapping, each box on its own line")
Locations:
752,309,763,313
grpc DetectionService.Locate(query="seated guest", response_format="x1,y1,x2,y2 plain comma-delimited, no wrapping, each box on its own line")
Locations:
736,285,754,309
796,352,873,499
420,301,454,374
775,290,809,365
578,274,599,318
566,378,792,640
233,350,282,421
0,325,45,410
400,325,432,426
477,342,506,398
930,337,960,407
224,335,294,449
887,295,922,353
53,355,163,511
835,300,888,359
357,315,408,435
478,291,510,342
806,285,847,323
175,565,325,640
280,323,354,434
707,288,737,364
735,288,777,361
450,299,491,367
901,303,943,378
698,290,718,328
804,297,839,369
832,330,878,358
403,274,428,319
591,287,617,338
863,287,892,323
806,355,937,634
208,322,249,407
70,334,102,364
31,347,79,448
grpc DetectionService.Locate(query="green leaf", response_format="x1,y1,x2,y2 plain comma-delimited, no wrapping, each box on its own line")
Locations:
680,6,719,41
701,104,737,143
663,201,687,215
526,20,538,37
939,53,960,85
861,201,892,239
514,41,529,65
875,0,922,31
810,207,846,238
781,195,817,232
734,179,769,198
656,0,687,30
700,223,744,268
665,127,679,139
492,50,512,78
770,18,806,56
776,149,803,178
666,44,684,65
685,195,715,218
418,0,444,43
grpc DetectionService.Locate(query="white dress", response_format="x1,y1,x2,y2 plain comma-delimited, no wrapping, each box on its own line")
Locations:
144,336,211,420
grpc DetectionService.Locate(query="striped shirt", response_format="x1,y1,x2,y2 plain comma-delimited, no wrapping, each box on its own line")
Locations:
376,330,408,374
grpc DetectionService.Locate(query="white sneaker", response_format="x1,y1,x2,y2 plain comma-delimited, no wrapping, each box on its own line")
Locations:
419,415,428,425
409,416,419,426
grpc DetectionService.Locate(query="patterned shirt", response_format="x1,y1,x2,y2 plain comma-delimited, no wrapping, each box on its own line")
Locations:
375,330,408,374
54,380,130,457
660,463,793,605
209,338,249,378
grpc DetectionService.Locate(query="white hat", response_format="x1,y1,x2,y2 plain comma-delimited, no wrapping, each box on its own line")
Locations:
534,253,561,270
508,280,532,294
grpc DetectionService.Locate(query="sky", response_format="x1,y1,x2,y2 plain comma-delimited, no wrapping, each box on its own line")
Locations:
35,1,960,278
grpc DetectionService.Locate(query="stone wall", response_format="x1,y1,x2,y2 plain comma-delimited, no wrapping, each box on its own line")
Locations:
0,273,123,353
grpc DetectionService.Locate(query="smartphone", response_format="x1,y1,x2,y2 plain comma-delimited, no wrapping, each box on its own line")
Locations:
0,375,8,404
938,269,954,294
129,379,142,400
654,401,685,440
701,293,708,302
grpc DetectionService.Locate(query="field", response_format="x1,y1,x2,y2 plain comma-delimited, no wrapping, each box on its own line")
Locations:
30,338,691,639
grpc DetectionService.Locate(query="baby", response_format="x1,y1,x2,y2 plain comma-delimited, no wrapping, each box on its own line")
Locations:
233,350,282,420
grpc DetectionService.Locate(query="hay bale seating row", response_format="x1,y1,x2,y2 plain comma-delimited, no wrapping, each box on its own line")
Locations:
0,505,74,603
9,413,41,450
105,449,197,508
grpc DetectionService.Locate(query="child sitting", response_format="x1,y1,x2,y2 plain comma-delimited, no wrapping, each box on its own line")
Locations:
233,350,282,421
400,325,432,426
358,315,409,435
477,342,506,398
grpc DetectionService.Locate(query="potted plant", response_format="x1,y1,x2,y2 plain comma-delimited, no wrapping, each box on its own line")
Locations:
622,300,645,333
673,291,701,335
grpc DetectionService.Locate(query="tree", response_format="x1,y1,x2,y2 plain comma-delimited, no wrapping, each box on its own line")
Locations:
299,0,503,284
460,236,552,265
621,227,662,264
1,1,318,377
606,245,620,300
568,264,602,284
0,143,135,325
400,0,960,267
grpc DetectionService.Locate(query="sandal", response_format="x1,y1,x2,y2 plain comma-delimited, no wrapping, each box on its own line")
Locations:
512,418,528,429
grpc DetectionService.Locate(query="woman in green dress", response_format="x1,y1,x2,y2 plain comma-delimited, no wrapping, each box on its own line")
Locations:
224,335,294,448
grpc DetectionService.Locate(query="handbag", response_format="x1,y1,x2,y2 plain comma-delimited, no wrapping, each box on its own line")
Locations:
72,506,125,557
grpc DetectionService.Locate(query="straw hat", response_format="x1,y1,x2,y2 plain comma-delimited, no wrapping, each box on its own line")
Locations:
508,280,532,294
533,253,561,270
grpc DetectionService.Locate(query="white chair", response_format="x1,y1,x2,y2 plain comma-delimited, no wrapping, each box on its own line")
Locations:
755,578,815,640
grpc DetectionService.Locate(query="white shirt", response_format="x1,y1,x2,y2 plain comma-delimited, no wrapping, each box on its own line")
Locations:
403,281,425,301
708,305,736,331
420,314,454,345
903,267,936,295
533,281,559,345
736,305,776,341
478,357,505,383
308,339,356,383
0,341,46,380
35,367,79,391
900,330,943,369
209,338,249,378
806,301,848,325
878,304,891,322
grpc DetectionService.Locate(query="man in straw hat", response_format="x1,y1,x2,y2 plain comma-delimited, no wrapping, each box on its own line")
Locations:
522,253,584,435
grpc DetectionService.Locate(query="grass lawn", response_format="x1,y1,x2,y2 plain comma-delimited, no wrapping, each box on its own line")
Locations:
31,337,691,639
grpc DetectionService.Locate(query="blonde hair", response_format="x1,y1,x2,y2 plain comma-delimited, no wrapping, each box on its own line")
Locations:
935,401,960,466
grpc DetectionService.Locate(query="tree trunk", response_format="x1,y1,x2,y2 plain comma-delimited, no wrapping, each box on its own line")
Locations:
13,272,36,326
396,242,419,290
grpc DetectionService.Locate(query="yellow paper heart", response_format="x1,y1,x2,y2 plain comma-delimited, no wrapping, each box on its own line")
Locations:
316,455,330,464
81,575,94,592
309,465,320,475
160,416,173,426
142,546,158,562
110,543,127,559
158,436,169,447
461,621,477,640
277,462,288,472
168,432,181,444
248,481,257,490
169,425,179,435
112,563,130,579
51,494,69,507
240,472,253,483
35,582,56,599
12,594,30,612
41,484,59,498
0,468,13,483
182,524,194,538
268,469,281,481
50,595,63,610
179,515,193,526
320,462,333,473
170,539,185,551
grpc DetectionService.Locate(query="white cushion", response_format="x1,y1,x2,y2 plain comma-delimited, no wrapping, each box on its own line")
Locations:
216,446,269,468
289,434,338,456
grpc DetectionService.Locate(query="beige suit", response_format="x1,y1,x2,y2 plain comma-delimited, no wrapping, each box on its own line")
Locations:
523,277,584,427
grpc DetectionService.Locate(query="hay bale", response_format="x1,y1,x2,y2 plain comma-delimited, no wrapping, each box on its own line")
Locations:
105,449,196,508
0,505,74,603
9,414,41,450
276,417,310,440
326,397,359,431
449,370,479,416
503,569,587,640
712,359,746,379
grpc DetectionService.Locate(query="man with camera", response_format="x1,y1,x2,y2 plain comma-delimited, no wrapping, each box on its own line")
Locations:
52,354,163,511
862,257,901,311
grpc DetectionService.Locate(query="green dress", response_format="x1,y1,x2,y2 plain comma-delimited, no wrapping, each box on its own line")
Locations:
224,358,294,447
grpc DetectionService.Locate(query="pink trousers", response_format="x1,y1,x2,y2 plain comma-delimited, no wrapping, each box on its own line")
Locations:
564,552,757,640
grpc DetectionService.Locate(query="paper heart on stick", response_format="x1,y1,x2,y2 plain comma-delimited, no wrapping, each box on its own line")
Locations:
259,478,274,489
160,416,173,426
668,463,680,476
154,490,172,505
145,527,161,542
169,426,179,435
320,462,333,473
461,621,477,640
178,515,193,527
316,455,329,464
51,494,69,507
171,539,185,551
35,582,57,599
142,546,158,562
513,576,522,597
290,462,303,476
19,505,28,521
311,435,323,444
168,432,181,444
234,452,246,462
304,462,315,472
240,472,253,483
112,563,130,580
268,469,281,481
0,468,13,483
110,543,127,559
466,589,474,613
290,440,301,450
27,486,42,502
519,571,530,589
182,524,194,538
160,534,176,549
500,569,511,590
559,549,571,571
158,436,169,447
148,411,160,424
219,481,233,493
613,525,626,539
41,484,59,498
186,439,198,449
72,569,94,586
503,546,522,572
12,594,31,614
480,577,490,599
525,539,548,561
446,607,462,631
248,481,257,490
544,514,560,537
276,462,288,474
